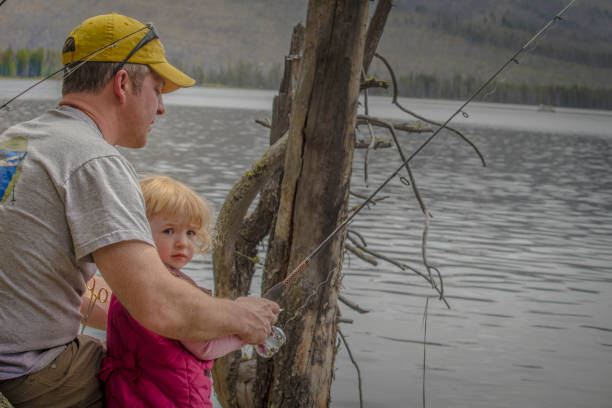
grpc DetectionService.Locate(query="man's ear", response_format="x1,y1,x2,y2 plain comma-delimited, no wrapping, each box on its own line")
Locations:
112,70,129,104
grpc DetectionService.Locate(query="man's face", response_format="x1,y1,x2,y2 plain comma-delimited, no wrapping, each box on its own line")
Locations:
119,71,166,148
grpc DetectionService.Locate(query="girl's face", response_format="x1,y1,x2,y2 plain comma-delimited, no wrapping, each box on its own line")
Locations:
149,215,200,270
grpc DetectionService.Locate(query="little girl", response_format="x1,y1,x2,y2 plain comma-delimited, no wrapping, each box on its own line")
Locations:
98,175,244,408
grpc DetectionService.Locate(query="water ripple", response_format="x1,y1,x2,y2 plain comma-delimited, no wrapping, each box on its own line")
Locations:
3,97,612,408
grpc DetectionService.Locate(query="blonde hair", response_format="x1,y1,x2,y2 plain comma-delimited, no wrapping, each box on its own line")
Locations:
140,175,213,254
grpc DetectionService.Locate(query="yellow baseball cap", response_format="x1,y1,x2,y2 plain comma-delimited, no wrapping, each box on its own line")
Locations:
61,13,195,93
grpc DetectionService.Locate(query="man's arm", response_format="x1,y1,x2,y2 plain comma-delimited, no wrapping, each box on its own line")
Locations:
93,240,279,344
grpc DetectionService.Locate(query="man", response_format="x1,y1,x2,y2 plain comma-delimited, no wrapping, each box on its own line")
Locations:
0,13,279,407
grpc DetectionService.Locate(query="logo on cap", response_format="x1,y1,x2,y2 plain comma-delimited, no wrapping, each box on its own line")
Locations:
63,37,76,54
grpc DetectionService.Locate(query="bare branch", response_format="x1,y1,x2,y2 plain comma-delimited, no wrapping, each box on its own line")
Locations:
357,115,432,133
347,234,401,268
213,133,288,299
346,229,368,247
349,191,389,204
255,118,272,129
338,328,365,408
359,69,376,186
360,77,389,91
338,294,370,314
374,53,486,167
345,233,450,309
363,0,393,73
368,116,429,215
233,250,261,265
346,243,378,266
422,298,430,408
357,65,457,310
366,113,448,307
355,138,392,149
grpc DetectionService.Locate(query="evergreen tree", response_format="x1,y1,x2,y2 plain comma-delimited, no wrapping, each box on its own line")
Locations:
16,49,29,77
43,49,61,76
1,47,16,76
0,46,609,110
29,48,44,77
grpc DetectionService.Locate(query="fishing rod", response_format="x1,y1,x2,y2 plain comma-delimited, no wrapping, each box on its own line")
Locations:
263,0,578,302
0,25,150,112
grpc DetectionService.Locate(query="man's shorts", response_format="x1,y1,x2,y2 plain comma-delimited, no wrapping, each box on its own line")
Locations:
0,335,105,408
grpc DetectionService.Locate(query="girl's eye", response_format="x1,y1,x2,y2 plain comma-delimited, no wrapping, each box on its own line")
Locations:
187,230,196,237
163,228,174,234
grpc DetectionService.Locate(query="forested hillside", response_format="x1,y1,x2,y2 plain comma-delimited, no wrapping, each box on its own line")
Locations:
0,0,610,109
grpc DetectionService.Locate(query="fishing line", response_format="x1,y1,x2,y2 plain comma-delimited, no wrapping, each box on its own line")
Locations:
245,266,336,359
280,266,337,330
264,0,578,302
0,25,150,112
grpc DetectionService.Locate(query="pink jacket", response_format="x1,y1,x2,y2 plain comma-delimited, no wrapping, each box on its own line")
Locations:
98,268,244,407
98,294,214,407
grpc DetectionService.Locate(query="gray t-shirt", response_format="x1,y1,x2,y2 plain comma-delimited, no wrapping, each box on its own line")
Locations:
0,106,154,379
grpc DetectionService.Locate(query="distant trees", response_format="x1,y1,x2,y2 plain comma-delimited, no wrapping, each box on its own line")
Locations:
395,72,612,110
1,46,609,110
0,47,60,77
0,45,283,90
202,60,282,90
0,48,16,76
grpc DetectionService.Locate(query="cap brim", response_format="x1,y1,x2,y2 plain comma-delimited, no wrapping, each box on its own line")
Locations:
149,61,195,94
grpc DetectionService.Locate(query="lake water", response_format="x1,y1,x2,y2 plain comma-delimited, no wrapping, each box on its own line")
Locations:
2,79,612,408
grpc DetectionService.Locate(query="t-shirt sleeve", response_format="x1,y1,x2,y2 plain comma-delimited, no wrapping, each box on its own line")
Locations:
62,155,154,262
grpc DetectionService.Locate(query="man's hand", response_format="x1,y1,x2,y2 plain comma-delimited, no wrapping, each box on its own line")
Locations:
234,297,280,345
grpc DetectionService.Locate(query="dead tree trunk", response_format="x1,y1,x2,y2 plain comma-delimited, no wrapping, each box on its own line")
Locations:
212,24,304,408
211,0,467,403
212,0,384,406
256,1,369,406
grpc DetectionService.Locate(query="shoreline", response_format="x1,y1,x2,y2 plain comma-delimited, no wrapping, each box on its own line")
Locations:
2,78,611,137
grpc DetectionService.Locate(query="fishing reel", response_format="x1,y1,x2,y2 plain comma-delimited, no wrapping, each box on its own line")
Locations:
240,282,287,358
242,326,286,359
